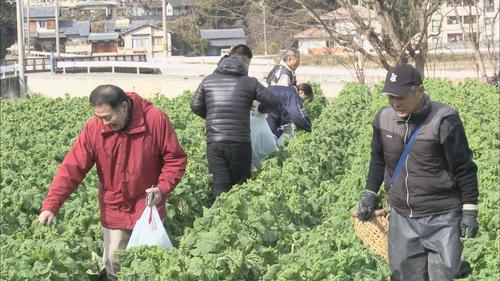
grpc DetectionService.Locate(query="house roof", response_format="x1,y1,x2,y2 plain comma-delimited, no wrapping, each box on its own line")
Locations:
200,28,245,40
75,0,119,8
87,32,119,41
293,26,330,39
150,0,191,8
105,19,157,33
209,38,247,47
37,32,66,39
27,6,56,19
320,6,377,21
59,20,91,37
168,0,185,7
121,24,166,36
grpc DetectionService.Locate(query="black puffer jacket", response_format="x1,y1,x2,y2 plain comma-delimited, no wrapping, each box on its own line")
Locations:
191,56,279,143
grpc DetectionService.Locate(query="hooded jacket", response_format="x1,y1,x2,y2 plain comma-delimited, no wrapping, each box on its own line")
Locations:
266,85,311,138
191,55,279,143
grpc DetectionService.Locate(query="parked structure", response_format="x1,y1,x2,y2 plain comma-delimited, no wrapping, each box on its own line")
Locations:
199,28,246,56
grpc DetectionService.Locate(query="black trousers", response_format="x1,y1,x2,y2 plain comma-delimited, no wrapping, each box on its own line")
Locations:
389,209,463,281
207,142,252,198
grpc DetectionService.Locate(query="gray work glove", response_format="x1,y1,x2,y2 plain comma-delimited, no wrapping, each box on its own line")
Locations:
460,209,479,238
357,190,378,221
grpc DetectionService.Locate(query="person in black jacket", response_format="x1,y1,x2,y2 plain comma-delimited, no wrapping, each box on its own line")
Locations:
190,44,279,200
357,64,479,281
266,83,313,138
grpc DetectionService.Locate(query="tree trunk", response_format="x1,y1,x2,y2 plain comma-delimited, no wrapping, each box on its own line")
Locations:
356,51,366,84
415,41,427,79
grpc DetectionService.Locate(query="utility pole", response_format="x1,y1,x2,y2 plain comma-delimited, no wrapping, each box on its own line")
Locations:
16,0,26,96
55,0,60,57
162,0,169,56
26,0,30,56
261,0,267,55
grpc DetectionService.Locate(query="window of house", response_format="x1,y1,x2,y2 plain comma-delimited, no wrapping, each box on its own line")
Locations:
466,32,479,42
326,40,334,48
446,0,460,6
447,16,460,25
132,36,150,49
463,15,478,24
153,37,163,45
37,21,47,29
447,33,464,42
431,20,441,32
485,17,493,25
462,0,478,6
485,0,495,12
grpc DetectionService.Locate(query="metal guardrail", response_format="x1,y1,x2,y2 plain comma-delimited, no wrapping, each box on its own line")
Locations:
1,65,18,78
57,60,161,74
0,54,149,76
29,51,86,58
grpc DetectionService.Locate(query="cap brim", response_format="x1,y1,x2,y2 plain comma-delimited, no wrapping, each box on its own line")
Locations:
380,84,414,97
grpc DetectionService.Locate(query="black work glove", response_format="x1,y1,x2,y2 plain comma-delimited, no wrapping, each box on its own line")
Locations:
357,190,378,221
460,209,479,238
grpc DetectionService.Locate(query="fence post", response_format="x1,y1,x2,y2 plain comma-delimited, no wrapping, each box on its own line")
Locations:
50,52,56,74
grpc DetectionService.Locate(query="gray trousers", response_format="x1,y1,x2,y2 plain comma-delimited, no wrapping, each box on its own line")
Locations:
389,209,463,281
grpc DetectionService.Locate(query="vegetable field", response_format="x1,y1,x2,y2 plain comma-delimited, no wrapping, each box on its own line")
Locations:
0,80,498,280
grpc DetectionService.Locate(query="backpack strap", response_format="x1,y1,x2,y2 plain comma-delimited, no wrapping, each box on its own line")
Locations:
390,124,422,186
266,65,281,86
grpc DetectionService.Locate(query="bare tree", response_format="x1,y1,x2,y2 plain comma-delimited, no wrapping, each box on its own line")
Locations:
451,0,499,83
294,0,444,79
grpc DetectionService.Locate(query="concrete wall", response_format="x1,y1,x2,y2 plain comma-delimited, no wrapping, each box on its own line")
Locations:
26,73,203,99
0,76,26,99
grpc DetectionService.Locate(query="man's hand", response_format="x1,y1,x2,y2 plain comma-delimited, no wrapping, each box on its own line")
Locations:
460,209,479,238
39,210,55,226
145,186,163,206
357,190,378,221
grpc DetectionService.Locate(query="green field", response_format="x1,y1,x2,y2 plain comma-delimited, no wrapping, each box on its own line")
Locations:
0,80,498,280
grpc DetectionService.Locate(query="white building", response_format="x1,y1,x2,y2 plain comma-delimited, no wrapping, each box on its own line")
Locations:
428,0,499,53
294,6,381,55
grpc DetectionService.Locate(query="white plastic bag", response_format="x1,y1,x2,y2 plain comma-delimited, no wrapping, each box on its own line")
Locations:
126,205,173,250
250,110,278,170
276,123,296,146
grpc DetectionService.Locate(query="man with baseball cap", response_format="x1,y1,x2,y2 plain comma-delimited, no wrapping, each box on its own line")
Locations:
356,64,479,280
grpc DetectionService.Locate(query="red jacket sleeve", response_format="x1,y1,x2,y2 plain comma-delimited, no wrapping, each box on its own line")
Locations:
41,122,96,214
155,113,187,196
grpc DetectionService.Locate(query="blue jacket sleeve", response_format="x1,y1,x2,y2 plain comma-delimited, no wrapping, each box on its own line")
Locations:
287,95,311,132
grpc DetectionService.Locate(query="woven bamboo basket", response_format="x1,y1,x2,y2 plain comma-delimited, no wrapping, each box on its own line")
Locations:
352,208,390,261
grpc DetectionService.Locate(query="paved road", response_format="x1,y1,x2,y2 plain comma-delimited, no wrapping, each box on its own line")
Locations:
26,63,482,99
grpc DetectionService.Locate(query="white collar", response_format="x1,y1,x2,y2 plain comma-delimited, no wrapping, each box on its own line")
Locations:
279,60,293,72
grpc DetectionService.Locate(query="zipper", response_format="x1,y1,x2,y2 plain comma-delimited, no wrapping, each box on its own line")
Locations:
403,114,413,217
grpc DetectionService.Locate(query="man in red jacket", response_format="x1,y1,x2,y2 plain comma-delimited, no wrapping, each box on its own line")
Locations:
38,84,187,280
